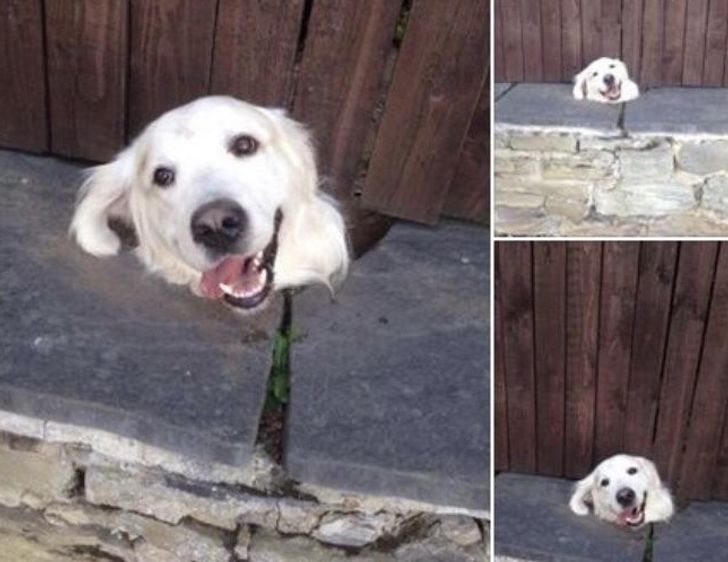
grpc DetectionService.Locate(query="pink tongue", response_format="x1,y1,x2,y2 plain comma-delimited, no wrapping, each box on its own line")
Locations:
200,256,253,299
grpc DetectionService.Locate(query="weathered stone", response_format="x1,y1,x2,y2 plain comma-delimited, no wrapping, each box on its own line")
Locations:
235,525,252,560
619,144,674,179
509,133,577,152
542,151,614,180
579,136,654,151
677,141,728,175
702,176,728,214
595,180,696,217
278,498,323,534
494,151,541,176
313,512,399,548
0,439,76,508
439,515,482,546
395,531,487,562
495,191,545,209
250,530,394,562
647,214,728,236
544,196,590,223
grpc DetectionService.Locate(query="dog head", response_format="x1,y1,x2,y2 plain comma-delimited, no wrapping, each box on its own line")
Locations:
569,454,674,528
573,57,639,103
70,96,349,313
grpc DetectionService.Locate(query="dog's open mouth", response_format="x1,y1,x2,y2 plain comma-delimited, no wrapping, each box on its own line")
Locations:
618,494,646,527
199,209,282,310
600,82,622,101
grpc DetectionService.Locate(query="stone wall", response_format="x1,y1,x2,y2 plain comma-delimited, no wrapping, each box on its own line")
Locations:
0,418,488,562
496,128,728,235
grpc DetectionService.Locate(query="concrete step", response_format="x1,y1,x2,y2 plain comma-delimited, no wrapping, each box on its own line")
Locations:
653,500,728,562
284,222,490,513
0,151,278,468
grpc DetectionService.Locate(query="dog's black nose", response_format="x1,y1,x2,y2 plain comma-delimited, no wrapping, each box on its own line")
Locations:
616,487,636,507
604,73,615,86
191,198,246,252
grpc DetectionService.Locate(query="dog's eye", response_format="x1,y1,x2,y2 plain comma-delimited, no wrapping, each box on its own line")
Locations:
152,167,175,188
600,478,610,487
229,134,259,157
627,467,638,475
609,64,616,69
592,71,598,77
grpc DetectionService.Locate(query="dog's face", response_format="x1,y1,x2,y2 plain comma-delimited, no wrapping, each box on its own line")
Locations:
70,96,349,313
573,57,639,103
569,454,674,528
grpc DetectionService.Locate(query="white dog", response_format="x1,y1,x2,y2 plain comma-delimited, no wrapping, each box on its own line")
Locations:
573,57,639,103
569,454,674,528
70,96,349,312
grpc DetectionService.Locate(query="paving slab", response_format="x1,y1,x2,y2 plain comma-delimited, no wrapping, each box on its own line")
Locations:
495,83,622,135
495,473,647,562
0,151,279,466
652,500,728,562
285,222,489,512
625,87,728,136
495,83,512,100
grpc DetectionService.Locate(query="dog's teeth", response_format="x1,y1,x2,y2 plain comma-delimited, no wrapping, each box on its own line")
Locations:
219,283,235,296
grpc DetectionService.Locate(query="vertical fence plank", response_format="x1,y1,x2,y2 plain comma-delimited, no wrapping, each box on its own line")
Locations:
443,81,489,223
682,0,710,85
210,0,304,107
601,0,622,58
679,244,728,499
640,0,665,86
593,243,640,464
662,0,688,84
652,242,718,485
621,0,645,80
564,243,601,478
361,0,488,224
703,0,728,86
541,0,562,81
292,0,401,201
501,0,524,81
521,0,543,81
128,0,218,137
533,243,566,476
495,0,506,82
580,0,602,68
712,414,728,500
495,246,510,472
45,0,128,161
0,0,47,152
561,0,582,79
623,243,678,455
499,243,537,472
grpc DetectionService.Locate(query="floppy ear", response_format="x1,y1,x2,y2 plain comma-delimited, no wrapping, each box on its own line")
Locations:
573,68,589,100
70,148,135,256
570,472,595,516
640,458,675,523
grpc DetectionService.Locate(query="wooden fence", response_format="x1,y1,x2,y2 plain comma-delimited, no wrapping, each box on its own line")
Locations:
0,0,488,225
496,0,728,88
495,241,728,502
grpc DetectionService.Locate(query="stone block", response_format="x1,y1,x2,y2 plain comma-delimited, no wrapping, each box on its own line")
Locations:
702,176,728,214
652,501,728,562
677,141,728,175
542,151,614,180
595,181,696,217
619,144,674,179
509,134,577,152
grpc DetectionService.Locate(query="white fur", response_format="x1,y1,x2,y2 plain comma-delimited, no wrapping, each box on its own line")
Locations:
573,57,639,103
569,454,674,527
70,96,349,307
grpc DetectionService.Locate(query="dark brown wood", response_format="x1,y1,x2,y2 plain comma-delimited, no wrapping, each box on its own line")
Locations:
652,243,717,484
703,0,728,86
533,243,566,476
639,0,664,86
601,0,622,58
560,0,582,79
712,413,728,500
210,0,304,107
128,0,218,137
580,0,602,68
501,0,525,81
564,243,601,478
443,81,489,223
679,244,728,499
621,0,645,80
682,0,710,85
293,0,401,201
0,0,47,152
499,242,537,472
495,245,510,472
361,0,488,224
593,243,640,464
521,0,543,81
45,0,128,161
623,243,678,455
495,0,506,81
662,0,688,85
540,0,562,81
